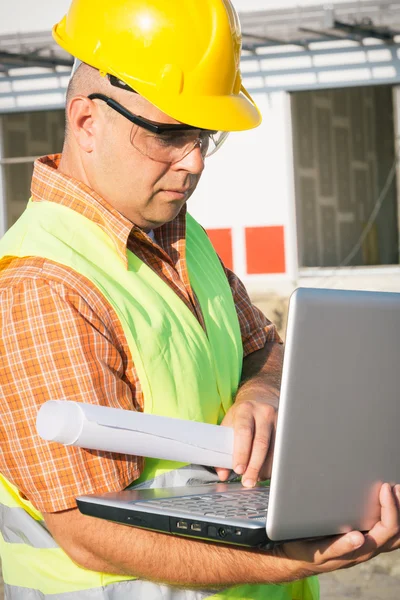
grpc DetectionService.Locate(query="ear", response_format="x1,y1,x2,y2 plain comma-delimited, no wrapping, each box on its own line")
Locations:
66,96,100,153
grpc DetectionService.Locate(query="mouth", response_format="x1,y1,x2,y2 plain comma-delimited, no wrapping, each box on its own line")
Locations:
160,189,190,200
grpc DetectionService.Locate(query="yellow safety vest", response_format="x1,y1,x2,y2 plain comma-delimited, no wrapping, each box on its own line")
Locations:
0,199,319,599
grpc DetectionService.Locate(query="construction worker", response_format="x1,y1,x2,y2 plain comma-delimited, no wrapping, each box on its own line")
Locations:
0,1,399,598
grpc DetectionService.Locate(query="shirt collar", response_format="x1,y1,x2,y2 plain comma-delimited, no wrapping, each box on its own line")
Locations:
31,154,151,268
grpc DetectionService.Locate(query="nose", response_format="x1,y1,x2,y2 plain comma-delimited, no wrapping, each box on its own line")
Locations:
172,143,205,175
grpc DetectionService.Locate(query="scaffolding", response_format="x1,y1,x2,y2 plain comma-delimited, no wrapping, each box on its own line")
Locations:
240,0,400,51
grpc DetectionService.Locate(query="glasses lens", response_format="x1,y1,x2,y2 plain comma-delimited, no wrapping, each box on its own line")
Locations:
130,126,229,163
204,130,230,158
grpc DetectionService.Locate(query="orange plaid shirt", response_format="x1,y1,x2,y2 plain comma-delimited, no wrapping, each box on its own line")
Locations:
0,155,280,513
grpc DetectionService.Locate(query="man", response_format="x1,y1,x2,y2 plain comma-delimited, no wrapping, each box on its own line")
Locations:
0,1,399,598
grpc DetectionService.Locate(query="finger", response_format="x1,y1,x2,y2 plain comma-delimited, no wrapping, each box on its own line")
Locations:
242,421,274,488
215,468,231,482
394,484,400,512
380,483,400,531
259,426,276,481
231,405,255,476
392,485,400,546
364,484,399,546
363,484,400,553
390,485,400,551
282,531,365,568
309,532,365,565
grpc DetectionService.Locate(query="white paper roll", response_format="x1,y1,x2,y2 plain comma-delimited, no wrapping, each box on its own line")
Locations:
36,401,234,469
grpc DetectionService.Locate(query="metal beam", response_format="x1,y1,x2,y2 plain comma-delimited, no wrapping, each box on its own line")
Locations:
298,26,362,44
243,60,397,81
333,19,398,43
239,0,400,30
0,87,66,99
0,103,64,114
246,75,400,95
242,32,307,48
0,71,69,84
0,50,73,69
0,117,7,236
241,43,396,62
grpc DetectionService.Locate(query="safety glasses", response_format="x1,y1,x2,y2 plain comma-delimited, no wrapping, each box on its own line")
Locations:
88,92,229,164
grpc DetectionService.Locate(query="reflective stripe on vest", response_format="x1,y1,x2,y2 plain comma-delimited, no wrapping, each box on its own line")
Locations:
0,506,56,548
3,582,219,600
0,201,319,599
4,580,319,600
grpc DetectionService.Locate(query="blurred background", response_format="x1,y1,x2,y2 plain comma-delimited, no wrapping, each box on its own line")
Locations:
1,0,400,597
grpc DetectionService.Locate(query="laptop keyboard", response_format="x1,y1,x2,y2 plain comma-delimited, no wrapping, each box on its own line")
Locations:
133,488,270,520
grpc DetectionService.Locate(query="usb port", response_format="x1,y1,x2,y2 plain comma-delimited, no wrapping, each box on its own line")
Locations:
191,523,202,532
177,521,188,530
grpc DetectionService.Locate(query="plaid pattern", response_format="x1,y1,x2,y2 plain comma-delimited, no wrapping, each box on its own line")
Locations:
0,154,280,513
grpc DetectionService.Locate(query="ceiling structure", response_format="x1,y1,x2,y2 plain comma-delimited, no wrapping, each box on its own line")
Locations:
0,1,398,72
0,0,400,111
0,30,72,72
241,0,400,51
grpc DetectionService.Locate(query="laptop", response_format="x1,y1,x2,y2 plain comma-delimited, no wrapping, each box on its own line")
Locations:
76,287,400,549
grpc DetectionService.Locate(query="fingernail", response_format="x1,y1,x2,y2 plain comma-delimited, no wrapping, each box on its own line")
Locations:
243,479,256,488
351,535,364,549
235,465,245,475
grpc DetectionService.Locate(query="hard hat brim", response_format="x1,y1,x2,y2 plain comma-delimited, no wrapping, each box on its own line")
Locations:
128,82,262,132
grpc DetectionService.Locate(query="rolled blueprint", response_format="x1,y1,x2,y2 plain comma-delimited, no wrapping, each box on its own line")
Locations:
36,401,234,469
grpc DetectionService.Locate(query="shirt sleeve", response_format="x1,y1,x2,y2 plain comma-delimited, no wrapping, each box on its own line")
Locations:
0,276,143,513
223,265,283,357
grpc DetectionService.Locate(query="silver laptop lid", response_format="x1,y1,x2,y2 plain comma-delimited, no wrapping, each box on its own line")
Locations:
267,288,400,541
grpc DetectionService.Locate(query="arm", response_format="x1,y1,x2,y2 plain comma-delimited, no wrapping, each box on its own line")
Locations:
0,273,142,512
217,265,284,486
239,340,283,401
44,483,400,587
216,340,284,487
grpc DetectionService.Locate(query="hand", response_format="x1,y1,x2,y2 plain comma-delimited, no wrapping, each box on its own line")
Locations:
275,483,400,579
216,388,278,488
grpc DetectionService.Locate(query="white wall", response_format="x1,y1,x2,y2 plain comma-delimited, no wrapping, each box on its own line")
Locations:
191,92,291,230
190,90,298,288
0,1,70,35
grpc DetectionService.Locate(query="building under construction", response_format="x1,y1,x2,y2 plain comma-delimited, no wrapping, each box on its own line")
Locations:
0,0,400,294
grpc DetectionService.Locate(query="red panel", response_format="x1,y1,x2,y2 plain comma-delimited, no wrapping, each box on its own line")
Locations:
245,226,286,274
206,229,233,271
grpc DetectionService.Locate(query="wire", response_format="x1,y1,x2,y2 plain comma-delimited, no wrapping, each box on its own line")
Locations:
339,157,397,268
307,140,400,289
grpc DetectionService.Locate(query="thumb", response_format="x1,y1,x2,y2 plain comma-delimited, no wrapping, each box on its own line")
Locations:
318,531,366,562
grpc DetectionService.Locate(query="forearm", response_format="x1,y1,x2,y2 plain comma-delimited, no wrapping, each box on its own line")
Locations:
45,509,303,588
237,342,284,408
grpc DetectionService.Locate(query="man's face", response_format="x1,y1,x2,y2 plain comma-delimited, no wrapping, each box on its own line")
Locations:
87,88,205,231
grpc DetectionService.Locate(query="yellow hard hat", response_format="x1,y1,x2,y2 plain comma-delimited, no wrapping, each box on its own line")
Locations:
53,0,261,132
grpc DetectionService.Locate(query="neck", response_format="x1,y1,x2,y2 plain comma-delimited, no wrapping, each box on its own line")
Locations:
58,145,91,188
57,146,161,235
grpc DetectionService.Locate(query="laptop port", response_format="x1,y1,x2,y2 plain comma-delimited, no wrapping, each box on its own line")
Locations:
177,521,188,530
218,527,227,538
191,523,202,532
